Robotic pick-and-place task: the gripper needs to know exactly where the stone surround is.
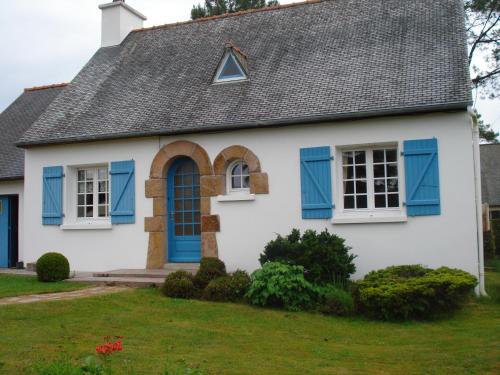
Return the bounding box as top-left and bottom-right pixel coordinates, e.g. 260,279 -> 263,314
213,145 -> 269,195
145,140 -> 220,269
145,142 -> 269,269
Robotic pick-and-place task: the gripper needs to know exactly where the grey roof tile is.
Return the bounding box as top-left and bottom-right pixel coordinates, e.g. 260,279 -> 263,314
0,86 -> 65,180
18,0 -> 472,147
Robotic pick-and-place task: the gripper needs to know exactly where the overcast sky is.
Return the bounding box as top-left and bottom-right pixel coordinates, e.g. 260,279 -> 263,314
0,0 -> 498,132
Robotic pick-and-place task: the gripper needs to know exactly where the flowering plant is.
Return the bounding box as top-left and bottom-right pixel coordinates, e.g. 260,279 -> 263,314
95,336 -> 123,356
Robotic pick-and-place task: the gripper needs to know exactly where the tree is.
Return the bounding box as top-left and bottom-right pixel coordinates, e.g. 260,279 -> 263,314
473,109 -> 499,142
465,0 -> 500,98
465,1 -> 499,143
191,0 -> 279,20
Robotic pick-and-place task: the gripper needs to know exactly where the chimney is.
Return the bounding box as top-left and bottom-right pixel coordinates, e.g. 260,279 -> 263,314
98,0 -> 147,47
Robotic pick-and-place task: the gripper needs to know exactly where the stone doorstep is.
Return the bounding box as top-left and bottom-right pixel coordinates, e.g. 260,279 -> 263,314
70,277 -> 164,288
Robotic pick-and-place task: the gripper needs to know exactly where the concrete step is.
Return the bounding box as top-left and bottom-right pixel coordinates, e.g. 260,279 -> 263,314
92,269 -> 169,279
71,276 -> 163,288
164,263 -> 200,273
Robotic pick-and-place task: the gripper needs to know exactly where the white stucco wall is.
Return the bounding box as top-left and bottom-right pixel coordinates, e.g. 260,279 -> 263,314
0,179 -> 24,262
23,111 -> 480,279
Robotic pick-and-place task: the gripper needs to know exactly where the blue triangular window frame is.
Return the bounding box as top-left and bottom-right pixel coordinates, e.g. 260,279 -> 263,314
215,52 -> 247,83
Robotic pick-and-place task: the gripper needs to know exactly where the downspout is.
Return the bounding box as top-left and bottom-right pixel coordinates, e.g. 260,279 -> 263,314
469,106 -> 487,296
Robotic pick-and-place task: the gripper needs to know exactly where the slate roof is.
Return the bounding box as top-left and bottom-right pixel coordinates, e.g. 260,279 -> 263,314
481,144 -> 500,206
18,0 -> 471,147
0,85 -> 65,180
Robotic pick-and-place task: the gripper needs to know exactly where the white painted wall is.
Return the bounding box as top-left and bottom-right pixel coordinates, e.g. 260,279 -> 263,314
0,179 -> 24,262
23,111 -> 480,279
99,1 -> 146,47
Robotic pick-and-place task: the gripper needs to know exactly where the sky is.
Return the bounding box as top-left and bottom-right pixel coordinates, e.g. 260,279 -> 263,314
0,0 -> 498,133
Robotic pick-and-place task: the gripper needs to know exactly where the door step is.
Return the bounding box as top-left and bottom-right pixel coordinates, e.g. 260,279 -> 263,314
164,263 -> 200,273
75,265 -> 200,287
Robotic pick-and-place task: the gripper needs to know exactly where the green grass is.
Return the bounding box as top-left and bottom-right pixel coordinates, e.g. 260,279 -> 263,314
0,288 -> 498,375
484,258 -> 500,304
0,274 -> 89,298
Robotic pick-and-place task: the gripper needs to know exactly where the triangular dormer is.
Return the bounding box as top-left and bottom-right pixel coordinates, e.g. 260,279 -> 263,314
214,42 -> 248,83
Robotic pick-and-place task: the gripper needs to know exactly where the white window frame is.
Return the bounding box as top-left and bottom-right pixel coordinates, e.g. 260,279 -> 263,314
217,159 -> 255,202
61,164 -> 112,230
332,142 -> 407,224
213,52 -> 248,84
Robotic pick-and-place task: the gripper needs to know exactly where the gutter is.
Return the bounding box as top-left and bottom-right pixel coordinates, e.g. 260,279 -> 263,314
16,101 -> 471,148
469,106 -> 487,296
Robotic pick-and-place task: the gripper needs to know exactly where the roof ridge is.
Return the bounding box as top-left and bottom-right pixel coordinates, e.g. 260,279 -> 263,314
133,0 -> 325,33
24,83 -> 68,93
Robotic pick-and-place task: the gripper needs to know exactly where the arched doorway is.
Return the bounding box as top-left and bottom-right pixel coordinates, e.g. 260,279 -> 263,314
167,157 -> 201,262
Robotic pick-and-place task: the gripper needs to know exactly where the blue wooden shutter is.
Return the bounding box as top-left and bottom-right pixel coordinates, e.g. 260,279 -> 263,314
403,138 -> 441,216
300,146 -> 334,219
110,160 -> 135,224
42,166 -> 63,225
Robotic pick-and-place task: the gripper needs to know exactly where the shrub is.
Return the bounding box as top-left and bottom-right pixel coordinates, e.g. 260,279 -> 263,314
246,262 -> 318,311
203,270 -> 251,302
194,257 -> 226,289
484,231 -> 496,260
355,265 -> 478,320
317,285 -> 355,316
162,271 -> 197,299
36,252 -> 70,282
259,229 -> 356,285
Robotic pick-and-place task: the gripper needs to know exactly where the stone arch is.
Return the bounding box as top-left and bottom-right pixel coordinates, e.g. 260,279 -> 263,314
145,140 -> 220,269
213,145 -> 269,195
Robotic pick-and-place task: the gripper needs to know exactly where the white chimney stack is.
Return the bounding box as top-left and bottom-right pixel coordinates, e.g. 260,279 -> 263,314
98,0 -> 147,47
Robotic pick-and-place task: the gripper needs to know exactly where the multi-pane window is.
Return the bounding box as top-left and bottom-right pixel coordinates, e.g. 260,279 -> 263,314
373,149 -> 399,208
173,160 -> 201,236
77,167 -> 109,219
230,160 -> 250,191
342,151 -> 368,209
341,147 -> 400,211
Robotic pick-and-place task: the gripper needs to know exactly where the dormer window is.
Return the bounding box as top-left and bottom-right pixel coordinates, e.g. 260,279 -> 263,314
214,43 -> 248,83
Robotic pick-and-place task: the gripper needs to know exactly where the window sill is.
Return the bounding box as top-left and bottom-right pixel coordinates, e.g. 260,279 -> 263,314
216,193 -> 256,202
61,222 -> 112,230
331,215 -> 407,224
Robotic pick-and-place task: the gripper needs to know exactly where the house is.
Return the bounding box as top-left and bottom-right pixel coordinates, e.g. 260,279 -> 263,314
0,84 -> 66,268
0,0 -> 486,291
481,143 -> 500,229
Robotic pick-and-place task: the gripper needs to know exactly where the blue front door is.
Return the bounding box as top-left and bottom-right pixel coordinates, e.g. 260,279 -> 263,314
167,158 -> 201,263
0,197 -> 9,268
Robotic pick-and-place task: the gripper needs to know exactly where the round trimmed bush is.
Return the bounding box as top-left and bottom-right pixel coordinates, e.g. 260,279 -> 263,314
203,270 -> 251,302
355,265 -> 478,320
36,252 -> 70,282
194,257 -> 226,289
161,270 -> 197,299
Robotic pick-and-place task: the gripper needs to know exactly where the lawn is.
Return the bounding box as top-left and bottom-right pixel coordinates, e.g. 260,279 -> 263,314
0,274 -> 89,298
0,285 -> 498,374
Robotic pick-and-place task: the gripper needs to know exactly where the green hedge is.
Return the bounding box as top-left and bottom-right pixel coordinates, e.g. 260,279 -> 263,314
203,270 -> 251,302
194,257 -> 227,289
259,229 -> 356,285
355,265 -> 477,320
161,270 -> 197,299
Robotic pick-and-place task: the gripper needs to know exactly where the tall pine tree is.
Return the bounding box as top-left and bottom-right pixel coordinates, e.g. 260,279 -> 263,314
191,0 -> 279,20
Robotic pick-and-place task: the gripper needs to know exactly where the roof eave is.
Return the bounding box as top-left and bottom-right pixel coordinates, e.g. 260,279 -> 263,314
16,101 -> 471,148
0,176 -> 24,182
